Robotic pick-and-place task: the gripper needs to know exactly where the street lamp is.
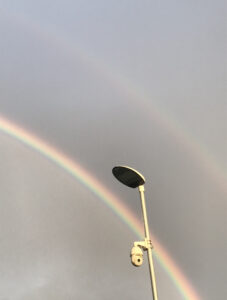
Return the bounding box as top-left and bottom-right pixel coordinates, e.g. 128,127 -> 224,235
112,166 -> 158,300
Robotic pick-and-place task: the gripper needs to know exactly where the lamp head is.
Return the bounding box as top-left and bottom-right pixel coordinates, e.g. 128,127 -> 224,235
112,166 -> 145,188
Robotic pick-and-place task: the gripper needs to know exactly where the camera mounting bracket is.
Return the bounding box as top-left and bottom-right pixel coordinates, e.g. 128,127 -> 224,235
134,238 -> 153,251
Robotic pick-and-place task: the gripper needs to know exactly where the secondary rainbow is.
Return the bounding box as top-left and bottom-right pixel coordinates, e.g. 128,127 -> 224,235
6,9 -> 226,193
0,116 -> 200,300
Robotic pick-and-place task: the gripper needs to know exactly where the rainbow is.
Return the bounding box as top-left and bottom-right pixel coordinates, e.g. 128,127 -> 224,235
3,9 -> 226,193
0,116 -> 200,300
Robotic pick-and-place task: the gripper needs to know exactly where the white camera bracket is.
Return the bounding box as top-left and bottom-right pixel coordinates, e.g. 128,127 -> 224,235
134,238 -> 153,251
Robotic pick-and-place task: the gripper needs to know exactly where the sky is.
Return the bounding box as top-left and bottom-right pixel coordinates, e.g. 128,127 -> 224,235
0,1 -> 226,299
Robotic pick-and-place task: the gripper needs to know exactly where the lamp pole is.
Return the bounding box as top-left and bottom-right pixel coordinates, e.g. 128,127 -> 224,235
138,185 -> 158,300
112,166 -> 158,300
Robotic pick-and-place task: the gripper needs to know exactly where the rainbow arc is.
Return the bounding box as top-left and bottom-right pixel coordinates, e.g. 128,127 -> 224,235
0,116 -> 201,300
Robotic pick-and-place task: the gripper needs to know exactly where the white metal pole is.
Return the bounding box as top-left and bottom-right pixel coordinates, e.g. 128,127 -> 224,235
138,185 -> 158,300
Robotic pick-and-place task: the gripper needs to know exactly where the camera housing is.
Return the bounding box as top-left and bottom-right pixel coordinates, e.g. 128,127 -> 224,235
130,246 -> 143,267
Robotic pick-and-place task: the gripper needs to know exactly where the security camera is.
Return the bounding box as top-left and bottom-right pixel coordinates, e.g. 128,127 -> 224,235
130,246 -> 143,267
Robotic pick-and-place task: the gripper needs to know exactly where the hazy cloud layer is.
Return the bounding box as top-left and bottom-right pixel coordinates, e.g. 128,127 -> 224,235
0,1 -> 226,299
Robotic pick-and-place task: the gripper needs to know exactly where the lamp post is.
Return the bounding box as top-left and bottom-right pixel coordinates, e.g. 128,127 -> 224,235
112,166 -> 158,300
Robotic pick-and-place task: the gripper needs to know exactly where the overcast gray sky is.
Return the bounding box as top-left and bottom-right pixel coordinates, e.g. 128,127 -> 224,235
0,1 -> 226,299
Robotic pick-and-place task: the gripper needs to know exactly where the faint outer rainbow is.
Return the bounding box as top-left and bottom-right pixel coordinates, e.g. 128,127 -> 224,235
3,10 -> 226,193
0,116 -> 200,300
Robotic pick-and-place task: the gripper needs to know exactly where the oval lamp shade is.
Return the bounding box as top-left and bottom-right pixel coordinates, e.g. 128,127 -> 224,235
112,166 -> 145,188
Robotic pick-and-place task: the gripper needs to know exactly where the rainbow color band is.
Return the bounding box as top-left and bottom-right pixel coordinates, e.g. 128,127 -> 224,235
0,116 -> 200,300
